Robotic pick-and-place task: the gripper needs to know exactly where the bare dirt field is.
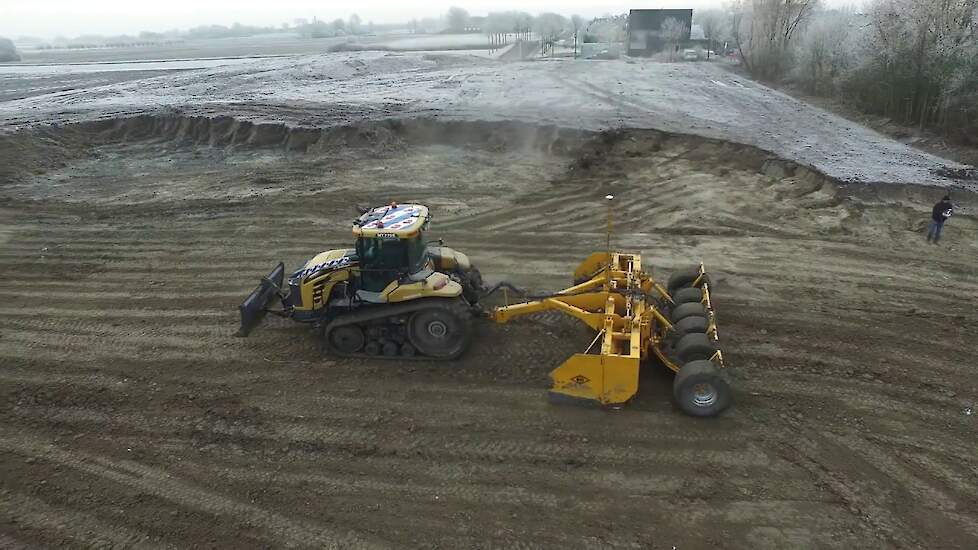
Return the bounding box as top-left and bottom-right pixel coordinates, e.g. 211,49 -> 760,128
1,109 -> 977,549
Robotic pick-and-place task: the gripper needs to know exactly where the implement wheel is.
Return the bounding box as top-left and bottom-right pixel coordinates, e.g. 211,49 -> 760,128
675,332 -> 719,363
408,301 -> 471,359
672,286 -> 704,305
671,302 -> 707,323
673,360 -> 731,417
328,325 -> 365,354
668,266 -> 711,294
673,315 -> 709,338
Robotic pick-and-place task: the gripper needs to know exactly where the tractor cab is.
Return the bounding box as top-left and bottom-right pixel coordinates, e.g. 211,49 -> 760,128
352,203 -> 433,295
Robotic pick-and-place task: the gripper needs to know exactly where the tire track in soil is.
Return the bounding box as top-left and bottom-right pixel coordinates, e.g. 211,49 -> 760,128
0,430 -> 388,549
2,121 -> 977,548
771,420 -> 978,549
0,492 -> 171,549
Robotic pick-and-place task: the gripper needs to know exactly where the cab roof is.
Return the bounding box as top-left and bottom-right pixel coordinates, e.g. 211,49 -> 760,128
352,203 -> 429,239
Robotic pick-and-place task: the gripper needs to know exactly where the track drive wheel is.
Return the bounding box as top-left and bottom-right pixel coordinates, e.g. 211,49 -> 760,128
328,325 -> 366,354
408,300 -> 471,359
673,360 -> 732,417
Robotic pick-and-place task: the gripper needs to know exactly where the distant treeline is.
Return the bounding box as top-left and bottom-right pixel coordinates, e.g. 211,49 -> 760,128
15,17 -> 383,51
0,37 -> 19,61
696,0 -> 978,146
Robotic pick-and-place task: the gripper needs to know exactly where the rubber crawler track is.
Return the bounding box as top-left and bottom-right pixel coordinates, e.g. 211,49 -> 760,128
321,297 -> 474,361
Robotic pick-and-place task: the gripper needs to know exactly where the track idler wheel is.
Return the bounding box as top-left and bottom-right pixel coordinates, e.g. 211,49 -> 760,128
328,325 -> 366,354
673,360 -> 732,417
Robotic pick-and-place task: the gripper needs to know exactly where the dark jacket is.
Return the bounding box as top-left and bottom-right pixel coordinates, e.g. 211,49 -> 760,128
932,200 -> 953,223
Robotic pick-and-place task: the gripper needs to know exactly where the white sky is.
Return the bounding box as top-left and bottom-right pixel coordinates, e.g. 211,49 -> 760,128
1,0 -> 858,39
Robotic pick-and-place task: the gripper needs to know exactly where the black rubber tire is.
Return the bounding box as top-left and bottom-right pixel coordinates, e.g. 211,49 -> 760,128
672,360 -> 732,417
673,315 -> 709,338
400,343 -> 416,357
408,300 -> 471,359
672,286 -> 704,305
364,341 -> 381,356
675,332 -> 719,363
668,266 -> 711,294
381,340 -> 399,357
671,302 -> 707,323
328,325 -> 365,354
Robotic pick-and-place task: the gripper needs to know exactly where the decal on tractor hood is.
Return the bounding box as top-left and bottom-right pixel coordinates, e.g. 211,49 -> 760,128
292,256 -> 352,280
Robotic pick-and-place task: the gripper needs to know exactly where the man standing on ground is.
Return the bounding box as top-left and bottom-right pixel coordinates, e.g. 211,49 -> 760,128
926,194 -> 954,244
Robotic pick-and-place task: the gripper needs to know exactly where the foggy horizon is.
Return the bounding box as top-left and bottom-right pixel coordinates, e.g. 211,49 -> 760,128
3,0 -> 860,40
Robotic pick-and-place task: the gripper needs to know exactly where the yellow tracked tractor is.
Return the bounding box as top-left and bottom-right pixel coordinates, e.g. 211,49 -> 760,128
237,201 -> 730,416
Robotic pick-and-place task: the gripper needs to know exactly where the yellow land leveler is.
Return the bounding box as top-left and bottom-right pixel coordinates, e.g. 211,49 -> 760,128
490,251 -> 729,416
237,200 -> 731,417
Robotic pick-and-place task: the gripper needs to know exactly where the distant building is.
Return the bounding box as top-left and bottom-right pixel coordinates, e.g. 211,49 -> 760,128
627,9 -> 693,56
464,16 -> 485,33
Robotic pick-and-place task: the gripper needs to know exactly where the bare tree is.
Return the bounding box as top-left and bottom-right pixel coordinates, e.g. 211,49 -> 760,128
535,13 -> 569,56
694,8 -> 732,53
794,9 -> 855,94
589,14 -> 627,47
570,15 -> 584,57
348,14 -> 362,35
731,0 -> 820,80
516,12 -> 534,41
850,0 -> 978,133
661,17 -> 690,59
447,7 -> 470,33
0,37 -> 20,62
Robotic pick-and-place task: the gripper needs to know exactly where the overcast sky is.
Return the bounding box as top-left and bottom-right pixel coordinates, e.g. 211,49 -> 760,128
2,0 -> 859,39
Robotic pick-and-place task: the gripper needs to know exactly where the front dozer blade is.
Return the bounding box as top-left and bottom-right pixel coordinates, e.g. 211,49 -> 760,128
548,353 -> 640,407
235,262 -> 285,337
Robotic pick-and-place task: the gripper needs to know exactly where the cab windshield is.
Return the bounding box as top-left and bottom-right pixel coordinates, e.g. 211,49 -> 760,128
356,235 -> 428,273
